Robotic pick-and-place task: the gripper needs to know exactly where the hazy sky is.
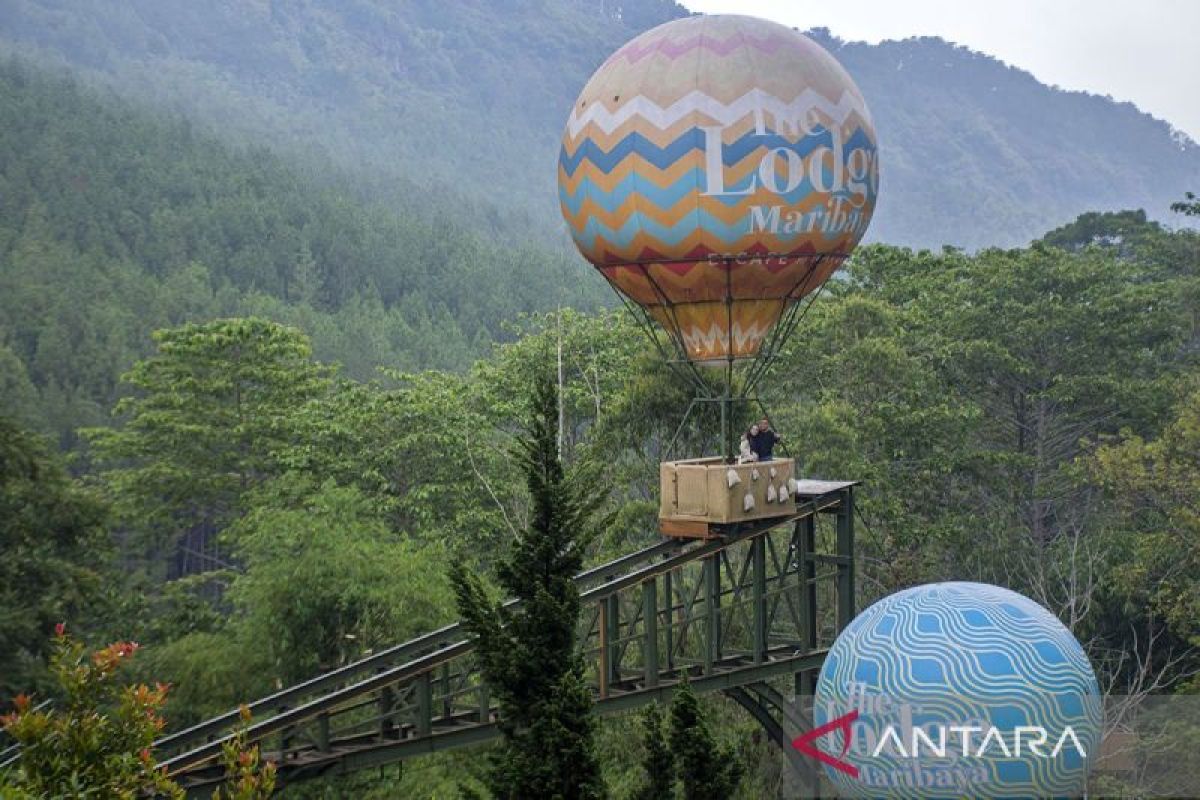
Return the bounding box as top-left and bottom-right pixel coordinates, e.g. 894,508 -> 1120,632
682,0 -> 1200,141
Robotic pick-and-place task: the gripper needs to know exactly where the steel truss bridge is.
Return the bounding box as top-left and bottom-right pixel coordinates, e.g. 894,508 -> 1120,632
154,480 -> 858,796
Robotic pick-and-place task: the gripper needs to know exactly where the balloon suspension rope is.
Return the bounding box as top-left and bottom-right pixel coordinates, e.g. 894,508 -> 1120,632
606,253 -> 840,462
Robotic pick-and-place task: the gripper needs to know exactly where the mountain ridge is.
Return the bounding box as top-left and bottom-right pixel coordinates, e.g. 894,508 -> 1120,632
0,0 -> 1196,249
810,28 -> 1200,246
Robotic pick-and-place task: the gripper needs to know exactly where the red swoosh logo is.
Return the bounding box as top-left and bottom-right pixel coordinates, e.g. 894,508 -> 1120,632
791,709 -> 860,778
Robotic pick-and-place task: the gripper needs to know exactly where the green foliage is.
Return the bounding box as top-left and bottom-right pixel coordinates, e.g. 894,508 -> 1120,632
0,59 -> 608,446
0,416 -> 109,697
85,318 -> 332,576
766,234 -> 1199,593
132,475 -> 457,726
226,476 -> 454,685
276,372 -> 512,553
1173,191 -> 1200,217
210,706 -> 277,800
473,309 -> 709,559
1091,385 -> 1200,646
632,703 -> 674,800
451,373 -> 607,800
0,1 -> 685,233
1040,209 -> 1163,251
132,630 -> 268,730
0,343 -> 38,428
475,310 -> 645,431
2,3 -> 1198,251
0,629 -> 184,800
667,682 -> 743,800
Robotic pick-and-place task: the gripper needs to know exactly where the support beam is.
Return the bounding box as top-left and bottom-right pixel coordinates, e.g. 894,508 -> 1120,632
605,594 -> 621,688
415,673 -> 432,738
598,600 -> 609,699
797,516 -> 817,652
315,713 -> 330,753
704,554 -> 721,674
752,535 -> 767,664
643,578 -> 659,688
441,663 -> 452,720
279,705 -> 293,763
725,686 -> 783,744
477,682 -> 490,724
378,688 -> 395,740
663,568 -> 674,674
836,488 -> 855,631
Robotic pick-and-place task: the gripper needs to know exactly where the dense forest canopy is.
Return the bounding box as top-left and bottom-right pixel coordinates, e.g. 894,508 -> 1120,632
0,59 -> 608,448
1,0 -> 1197,248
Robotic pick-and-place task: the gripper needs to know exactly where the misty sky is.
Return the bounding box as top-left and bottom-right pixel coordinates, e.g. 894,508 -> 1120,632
683,0 -> 1200,141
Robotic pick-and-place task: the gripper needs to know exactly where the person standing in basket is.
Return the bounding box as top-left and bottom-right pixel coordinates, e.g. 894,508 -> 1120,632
749,417 -> 781,462
738,425 -> 760,464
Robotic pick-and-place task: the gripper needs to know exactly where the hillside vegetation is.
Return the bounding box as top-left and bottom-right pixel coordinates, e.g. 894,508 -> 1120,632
0,60 -> 608,447
3,212 -> 1198,794
1,0 -> 1197,247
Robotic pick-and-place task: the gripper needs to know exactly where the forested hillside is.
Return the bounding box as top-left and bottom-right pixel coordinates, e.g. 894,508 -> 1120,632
1,0 -> 1197,247
0,0 -> 683,234
3,212 -> 1198,795
816,30 -> 1200,247
0,61 -> 608,447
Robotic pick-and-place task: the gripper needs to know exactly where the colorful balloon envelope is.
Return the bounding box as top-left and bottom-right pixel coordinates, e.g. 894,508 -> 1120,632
559,15 -> 879,365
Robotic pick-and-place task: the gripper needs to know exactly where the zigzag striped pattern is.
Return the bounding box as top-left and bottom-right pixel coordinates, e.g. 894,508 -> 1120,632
558,15 -> 878,363
563,88 -> 871,139
603,30 -> 798,66
646,299 -> 784,363
814,583 -> 1102,799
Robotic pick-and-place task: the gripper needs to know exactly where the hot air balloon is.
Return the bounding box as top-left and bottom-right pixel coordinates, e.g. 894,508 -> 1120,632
560,13 -> 877,377
560,13 -> 878,484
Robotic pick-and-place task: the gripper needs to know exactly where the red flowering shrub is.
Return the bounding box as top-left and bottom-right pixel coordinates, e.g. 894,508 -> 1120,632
0,625 -> 184,799
2,627 -> 277,798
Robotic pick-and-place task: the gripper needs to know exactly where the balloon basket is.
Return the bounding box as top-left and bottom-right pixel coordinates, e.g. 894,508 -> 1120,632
659,456 -> 799,539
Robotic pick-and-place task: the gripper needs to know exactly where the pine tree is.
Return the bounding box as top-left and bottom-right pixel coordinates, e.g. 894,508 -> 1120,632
450,372 -> 607,800
632,702 -> 675,800
0,416 -> 109,697
668,681 -> 744,800
84,318 -> 333,577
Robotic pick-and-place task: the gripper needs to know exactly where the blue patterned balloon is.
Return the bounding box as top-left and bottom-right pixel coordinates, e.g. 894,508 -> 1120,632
812,582 -> 1101,799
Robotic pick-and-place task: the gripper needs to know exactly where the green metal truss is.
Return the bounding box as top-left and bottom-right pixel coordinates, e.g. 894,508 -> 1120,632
157,482 -> 858,795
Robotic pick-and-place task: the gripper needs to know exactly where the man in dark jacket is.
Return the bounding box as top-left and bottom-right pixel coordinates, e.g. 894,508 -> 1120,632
749,417 -> 782,461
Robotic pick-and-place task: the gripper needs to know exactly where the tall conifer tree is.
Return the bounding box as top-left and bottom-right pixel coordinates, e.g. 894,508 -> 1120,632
85,318 -> 332,576
451,373 -> 607,799
668,681 -> 744,800
632,702 -> 675,800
